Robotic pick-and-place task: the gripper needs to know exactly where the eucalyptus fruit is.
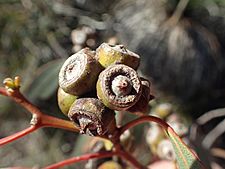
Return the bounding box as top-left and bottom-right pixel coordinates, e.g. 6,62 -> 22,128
59,48 -> 103,96
68,98 -> 116,136
97,64 -> 142,111
98,161 -> 123,169
128,77 -> 151,114
57,87 -> 77,115
96,43 -> 140,69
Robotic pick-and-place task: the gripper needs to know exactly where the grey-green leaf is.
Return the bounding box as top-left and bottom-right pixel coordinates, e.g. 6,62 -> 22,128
166,127 -> 205,169
27,59 -> 65,100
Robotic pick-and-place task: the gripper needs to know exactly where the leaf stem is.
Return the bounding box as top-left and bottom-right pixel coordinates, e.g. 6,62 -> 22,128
116,149 -> 148,169
118,115 -> 170,136
44,151 -> 117,169
118,115 -> 206,169
0,125 -> 39,146
0,87 -> 42,116
0,87 -> 79,146
41,114 -> 79,132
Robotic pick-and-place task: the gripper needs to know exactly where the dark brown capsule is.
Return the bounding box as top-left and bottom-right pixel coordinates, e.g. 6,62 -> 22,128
128,77 -> 152,114
68,98 -> 116,136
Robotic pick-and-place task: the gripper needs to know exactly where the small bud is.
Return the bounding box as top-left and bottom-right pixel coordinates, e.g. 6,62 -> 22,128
3,76 -> 21,92
14,76 -> 21,88
3,78 -> 15,89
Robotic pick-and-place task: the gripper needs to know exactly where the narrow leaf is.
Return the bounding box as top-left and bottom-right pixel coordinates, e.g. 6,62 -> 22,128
166,127 -> 205,169
27,59 -> 65,100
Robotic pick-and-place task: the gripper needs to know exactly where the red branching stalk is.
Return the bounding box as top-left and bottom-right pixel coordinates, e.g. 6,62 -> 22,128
118,115 -> 170,136
0,87 -> 78,132
0,114 -> 78,146
0,87 -> 8,96
44,149 -> 147,169
0,85 -> 152,169
0,85 -> 149,169
41,114 -> 78,132
44,151 -> 117,169
109,132 -> 147,169
0,125 -> 39,146
116,148 -> 148,169
118,115 -> 207,169
0,87 -> 42,116
0,87 -> 79,146
6,167 -> 31,169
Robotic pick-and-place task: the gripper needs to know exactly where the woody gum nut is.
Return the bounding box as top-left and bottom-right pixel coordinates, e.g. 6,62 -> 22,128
57,87 -> 77,115
68,98 -> 116,136
97,64 -> 142,111
58,48 -> 103,96
98,161 -> 123,169
128,77 -> 151,114
96,43 -> 140,69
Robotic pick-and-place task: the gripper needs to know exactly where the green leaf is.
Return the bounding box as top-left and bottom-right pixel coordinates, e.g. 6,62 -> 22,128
166,127 -> 205,169
27,59 -> 65,100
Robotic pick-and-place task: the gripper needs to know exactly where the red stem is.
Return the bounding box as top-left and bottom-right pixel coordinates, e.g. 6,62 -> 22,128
119,115 -> 170,136
44,150 -> 146,169
0,87 -> 42,116
0,87 -> 149,169
6,167 -> 31,169
0,87 -> 79,146
0,87 -> 79,132
44,151 -> 117,169
0,115 -> 79,147
0,114 -> 79,146
0,125 -> 39,146
0,87 -> 8,96
1,88 -> 72,130
117,149 -> 148,169
41,114 -> 79,132
118,115 -> 207,168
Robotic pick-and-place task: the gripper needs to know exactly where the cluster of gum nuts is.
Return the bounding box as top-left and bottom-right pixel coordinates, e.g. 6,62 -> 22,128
58,43 -> 152,137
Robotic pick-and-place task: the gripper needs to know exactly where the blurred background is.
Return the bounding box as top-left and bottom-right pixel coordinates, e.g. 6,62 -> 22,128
0,0 -> 225,168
